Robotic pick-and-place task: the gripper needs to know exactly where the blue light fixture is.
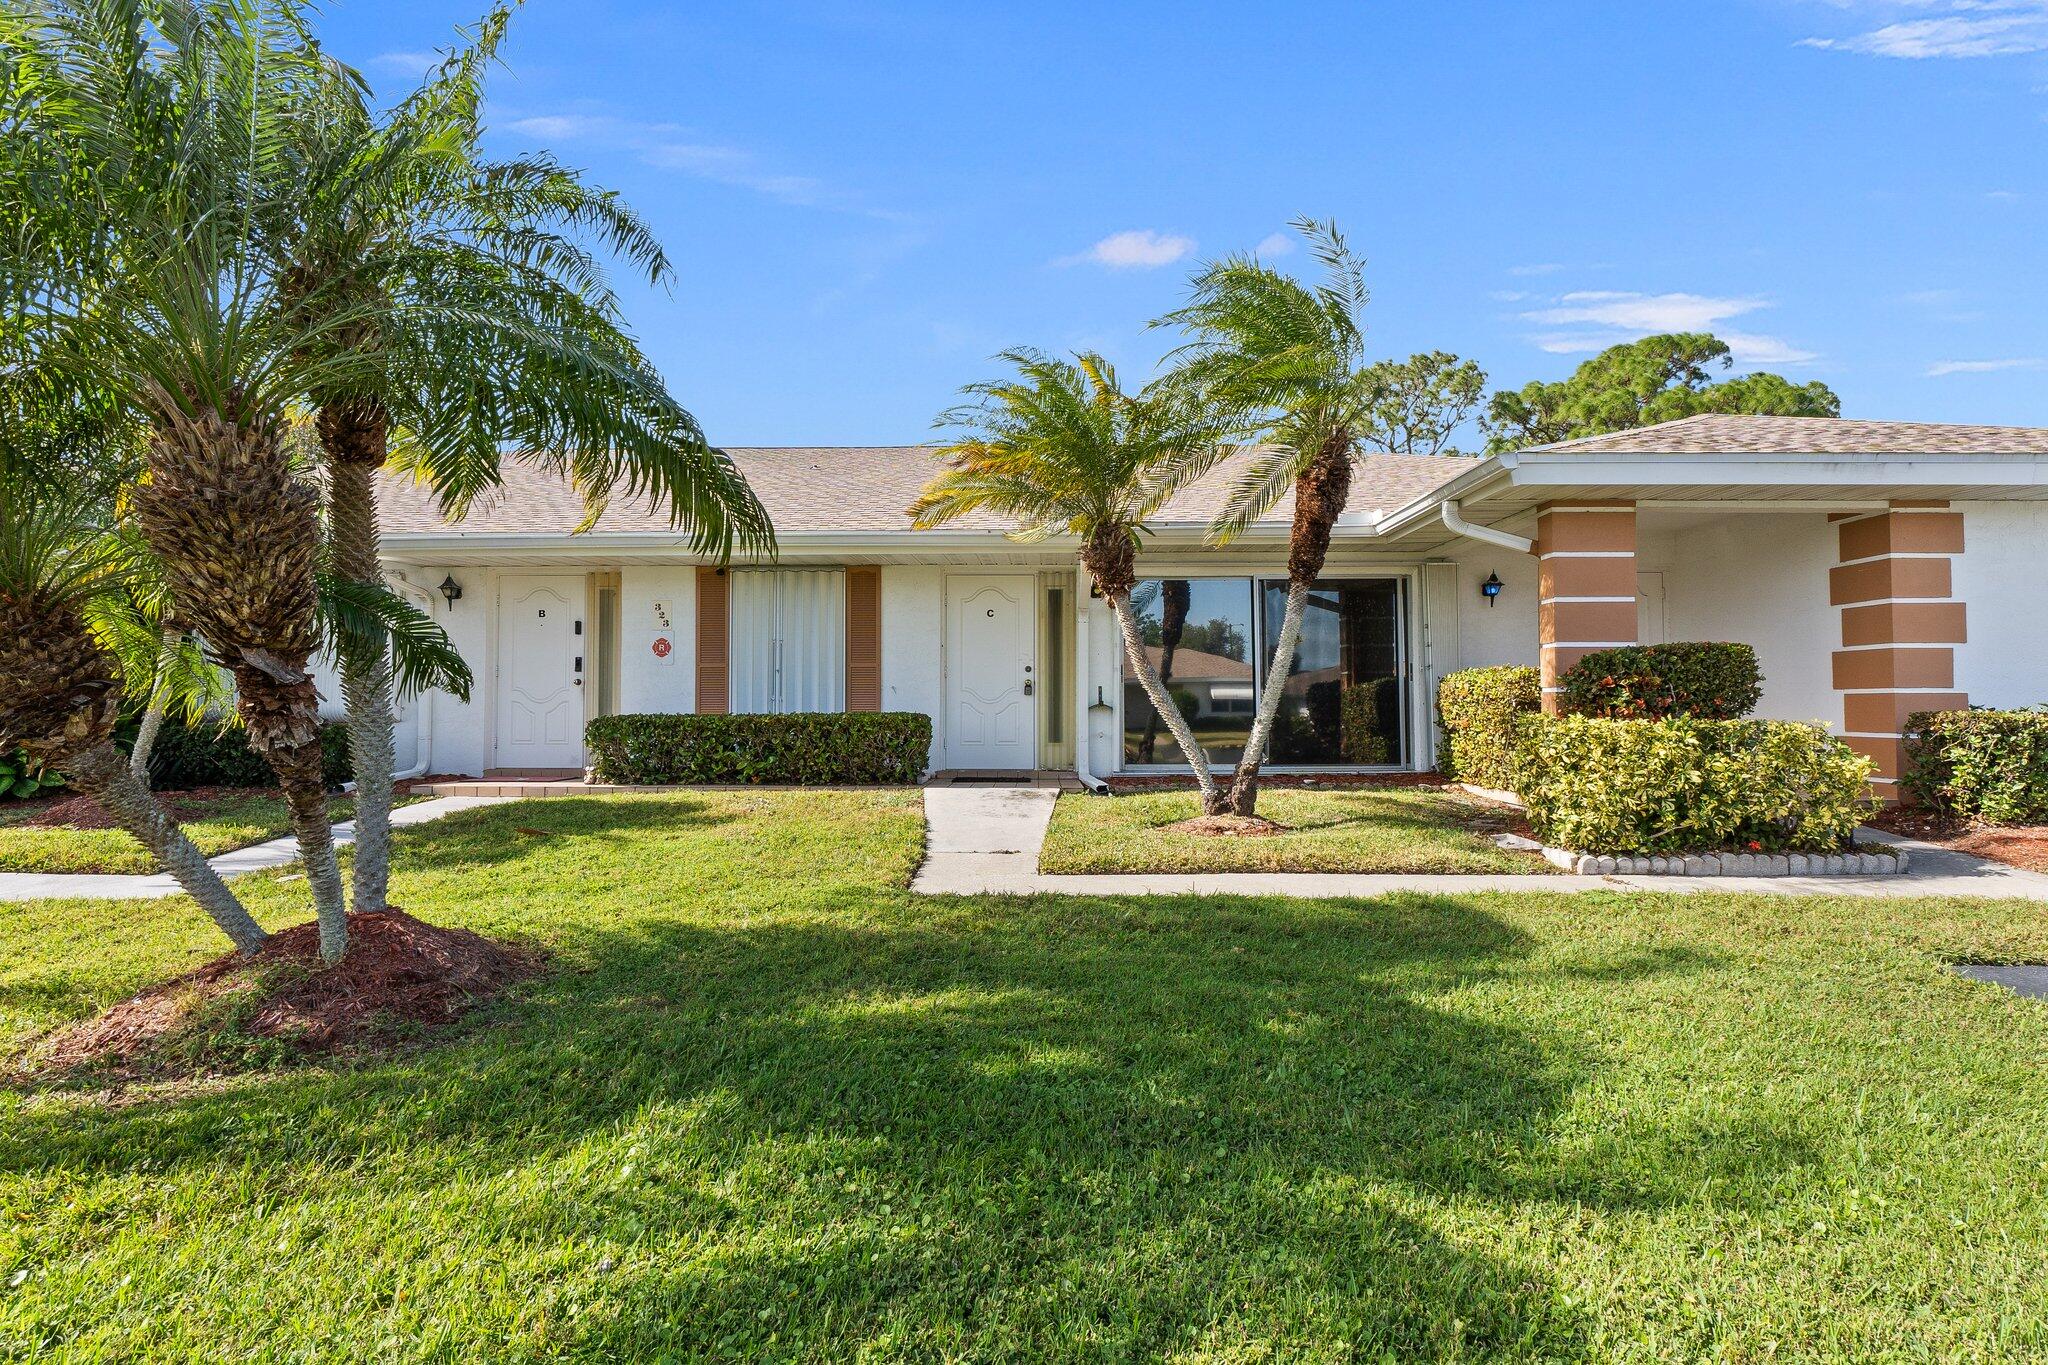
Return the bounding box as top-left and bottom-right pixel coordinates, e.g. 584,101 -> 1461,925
1481,572 -> 1503,606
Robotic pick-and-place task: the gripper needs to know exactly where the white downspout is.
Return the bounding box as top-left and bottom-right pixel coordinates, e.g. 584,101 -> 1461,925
1072,563 -> 1109,795
1440,500 -> 1534,554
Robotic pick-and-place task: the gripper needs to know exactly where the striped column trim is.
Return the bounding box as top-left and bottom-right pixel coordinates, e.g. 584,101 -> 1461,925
1832,502 -> 1965,796
1536,503 -> 1637,710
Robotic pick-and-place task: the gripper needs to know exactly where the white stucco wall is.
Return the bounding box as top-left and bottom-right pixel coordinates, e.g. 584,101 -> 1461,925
1954,502 -> 2048,709
1656,514 -> 1839,728
386,565 -> 489,777
880,565 -> 945,771
619,566 -> 697,715
1443,542 -> 1540,670
1079,591 -> 1121,773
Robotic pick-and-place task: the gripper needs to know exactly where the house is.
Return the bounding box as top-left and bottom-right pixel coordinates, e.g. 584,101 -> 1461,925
366,414 -> 2048,798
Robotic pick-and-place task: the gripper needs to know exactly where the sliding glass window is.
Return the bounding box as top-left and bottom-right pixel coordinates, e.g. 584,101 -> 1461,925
1121,578 -> 1256,767
1121,575 -> 1406,769
1259,578 -> 1406,766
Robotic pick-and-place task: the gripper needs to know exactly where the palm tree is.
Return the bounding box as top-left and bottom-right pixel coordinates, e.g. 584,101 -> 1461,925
0,459 -> 268,954
263,8 -> 770,915
910,349 -> 1232,810
1155,219 -> 1371,817
4,0 -> 396,961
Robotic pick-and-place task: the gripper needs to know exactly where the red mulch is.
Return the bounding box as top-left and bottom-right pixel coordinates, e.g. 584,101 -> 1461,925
1110,771 -> 1449,792
31,910 -> 539,1075
9,785 -> 276,831
8,779 -> 455,833
1865,805 -> 2048,875
1163,814 -> 1292,838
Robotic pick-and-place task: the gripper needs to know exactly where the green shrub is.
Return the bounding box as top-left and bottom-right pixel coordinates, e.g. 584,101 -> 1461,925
585,712 -> 933,785
1517,714 -> 1873,855
1559,642 -> 1762,720
0,749 -> 64,801
1436,666 -> 1540,790
1903,706 -> 2048,823
146,717 -> 354,791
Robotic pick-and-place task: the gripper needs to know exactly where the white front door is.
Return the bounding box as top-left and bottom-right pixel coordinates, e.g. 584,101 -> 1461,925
496,574 -> 585,770
945,574 -> 1037,770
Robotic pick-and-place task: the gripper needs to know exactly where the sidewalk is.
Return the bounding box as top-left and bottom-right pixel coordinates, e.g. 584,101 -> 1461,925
0,795 -> 508,902
912,786 -> 2048,900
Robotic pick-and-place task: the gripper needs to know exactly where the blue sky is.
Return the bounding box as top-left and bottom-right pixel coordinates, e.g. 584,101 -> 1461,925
320,0 -> 2048,445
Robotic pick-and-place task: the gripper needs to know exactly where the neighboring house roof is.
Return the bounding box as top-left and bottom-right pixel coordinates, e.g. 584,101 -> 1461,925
1528,414 -> 2048,456
376,447 -> 1478,537
1139,644 -> 1255,681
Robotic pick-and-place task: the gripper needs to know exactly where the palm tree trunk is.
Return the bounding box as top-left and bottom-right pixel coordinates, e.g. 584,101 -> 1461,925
1108,590 -> 1222,810
320,400 -> 397,915
128,625 -> 182,783
136,399 -> 350,962
68,743 -> 269,955
1224,433 -> 1353,817
1226,580 -> 1307,815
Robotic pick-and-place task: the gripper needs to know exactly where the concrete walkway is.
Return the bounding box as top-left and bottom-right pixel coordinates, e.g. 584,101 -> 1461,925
0,795 -> 508,902
911,785 -> 2048,901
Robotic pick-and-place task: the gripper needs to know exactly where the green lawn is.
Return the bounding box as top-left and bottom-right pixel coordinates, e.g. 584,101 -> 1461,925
5,790 -> 2048,1358
1041,786 -> 1549,874
0,790 -> 390,875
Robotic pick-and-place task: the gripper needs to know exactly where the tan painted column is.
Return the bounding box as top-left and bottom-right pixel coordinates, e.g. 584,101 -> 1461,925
1831,502 -> 1967,798
1536,502 -> 1637,713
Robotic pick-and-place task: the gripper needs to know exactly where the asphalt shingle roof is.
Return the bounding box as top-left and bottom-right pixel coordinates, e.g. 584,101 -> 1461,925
1529,413 -> 2048,456
377,447 -> 1481,536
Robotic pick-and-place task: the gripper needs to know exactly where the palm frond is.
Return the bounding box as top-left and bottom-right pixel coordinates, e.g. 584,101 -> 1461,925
315,571 -> 474,702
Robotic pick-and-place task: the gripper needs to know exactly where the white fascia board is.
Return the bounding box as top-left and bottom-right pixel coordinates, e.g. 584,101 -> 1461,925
380,522 -> 1306,561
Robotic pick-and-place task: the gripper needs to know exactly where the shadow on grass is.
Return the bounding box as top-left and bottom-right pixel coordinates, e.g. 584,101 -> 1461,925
0,874 -> 1762,1356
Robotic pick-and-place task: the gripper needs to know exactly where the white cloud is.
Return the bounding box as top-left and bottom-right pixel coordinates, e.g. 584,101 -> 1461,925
369,51 -> 439,77
1061,230 -> 1196,270
1489,289 -> 1530,302
1799,4 -> 2048,58
1719,331 -> 1821,364
1987,188 -> 2022,200
1523,290 -> 1817,363
1254,231 -> 1295,257
1525,290 -> 1773,332
502,112 -> 888,215
1927,356 -> 2047,374
1508,262 -> 1565,277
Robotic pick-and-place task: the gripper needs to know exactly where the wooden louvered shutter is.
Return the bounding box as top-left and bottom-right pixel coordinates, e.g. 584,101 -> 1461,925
695,567 -> 729,714
844,566 -> 882,712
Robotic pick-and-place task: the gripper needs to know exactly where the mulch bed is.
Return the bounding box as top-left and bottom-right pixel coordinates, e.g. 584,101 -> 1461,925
27,910 -> 539,1076
1865,805 -> 2048,875
1109,771 -> 1449,792
5,785 -> 274,832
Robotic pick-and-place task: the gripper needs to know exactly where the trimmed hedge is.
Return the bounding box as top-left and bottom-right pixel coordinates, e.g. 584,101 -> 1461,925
585,712 -> 933,785
145,717 -> 354,791
1903,706 -> 2048,824
1517,714 -> 1873,855
1435,666 -> 1540,790
1559,642 -> 1762,720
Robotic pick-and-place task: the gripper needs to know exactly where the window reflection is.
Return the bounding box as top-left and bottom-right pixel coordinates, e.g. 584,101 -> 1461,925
1260,578 -> 1405,765
1122,578 -> 1255,766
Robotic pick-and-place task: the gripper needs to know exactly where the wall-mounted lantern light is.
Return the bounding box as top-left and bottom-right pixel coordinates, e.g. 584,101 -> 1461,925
1480,572 -> 1503,606
438,575 -> 463,608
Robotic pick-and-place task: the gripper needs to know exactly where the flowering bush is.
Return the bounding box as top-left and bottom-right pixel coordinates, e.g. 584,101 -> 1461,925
1559,642 -> 1762,720
1903,706 -> 2048,824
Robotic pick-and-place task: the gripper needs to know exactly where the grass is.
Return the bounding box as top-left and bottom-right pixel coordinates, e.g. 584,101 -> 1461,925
0,790 -> 401,875
4,790 -> 2048,1357
1040,786 -> 1549,874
